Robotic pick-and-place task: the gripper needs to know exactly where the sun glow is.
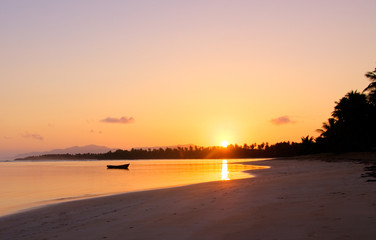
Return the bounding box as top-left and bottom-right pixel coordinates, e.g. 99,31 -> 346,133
221,140 -> 229,148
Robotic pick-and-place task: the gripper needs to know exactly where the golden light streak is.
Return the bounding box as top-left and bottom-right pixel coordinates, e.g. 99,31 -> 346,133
221,159 -> 230,180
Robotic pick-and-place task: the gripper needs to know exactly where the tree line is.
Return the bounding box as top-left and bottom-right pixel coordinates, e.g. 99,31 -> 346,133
17,142 -> 313,160
18,67 -> 376,160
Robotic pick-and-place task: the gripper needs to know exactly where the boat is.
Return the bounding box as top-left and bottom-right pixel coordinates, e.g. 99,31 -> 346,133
107,163 -> 130,169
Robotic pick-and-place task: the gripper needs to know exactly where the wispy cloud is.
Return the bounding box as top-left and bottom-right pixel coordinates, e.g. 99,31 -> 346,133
270,116 -> 296,126
23,133 -> 44,141
3,136 -> 12,140
101,116 -> 135,124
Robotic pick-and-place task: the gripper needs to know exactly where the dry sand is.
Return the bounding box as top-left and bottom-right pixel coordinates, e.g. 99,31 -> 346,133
1,155 -> 376,240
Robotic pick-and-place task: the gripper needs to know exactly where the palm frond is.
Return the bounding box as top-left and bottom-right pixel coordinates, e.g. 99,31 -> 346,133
365,68 -> 376,80
363,82 -> 376,92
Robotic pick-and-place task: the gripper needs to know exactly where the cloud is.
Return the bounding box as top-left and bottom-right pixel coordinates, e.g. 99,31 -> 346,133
23,133 -> 44,141
270,116 -> 296,125
101,116 -> 135,124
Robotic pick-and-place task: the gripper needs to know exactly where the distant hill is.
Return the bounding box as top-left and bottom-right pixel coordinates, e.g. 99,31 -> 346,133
14,145 -> 117,159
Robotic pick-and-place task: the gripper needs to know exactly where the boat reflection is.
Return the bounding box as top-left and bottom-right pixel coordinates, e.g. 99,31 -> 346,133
221,159 -> 230,180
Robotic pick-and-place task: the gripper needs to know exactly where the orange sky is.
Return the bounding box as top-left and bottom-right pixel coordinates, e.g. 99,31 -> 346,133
1,0 -> 376,158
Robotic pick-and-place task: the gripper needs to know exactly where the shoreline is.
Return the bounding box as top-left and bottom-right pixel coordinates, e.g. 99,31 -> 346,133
1,155 -> 376,239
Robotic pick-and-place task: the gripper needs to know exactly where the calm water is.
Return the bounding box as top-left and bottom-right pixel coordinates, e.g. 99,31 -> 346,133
0,159 -> 269,217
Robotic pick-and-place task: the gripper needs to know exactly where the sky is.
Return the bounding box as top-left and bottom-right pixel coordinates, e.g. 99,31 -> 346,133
1,0 -> 376,158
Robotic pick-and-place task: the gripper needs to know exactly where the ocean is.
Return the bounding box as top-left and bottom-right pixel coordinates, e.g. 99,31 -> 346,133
0,159 -> 269,217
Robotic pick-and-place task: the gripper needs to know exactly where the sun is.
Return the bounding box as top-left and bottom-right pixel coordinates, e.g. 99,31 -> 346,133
221,140 -> 229,148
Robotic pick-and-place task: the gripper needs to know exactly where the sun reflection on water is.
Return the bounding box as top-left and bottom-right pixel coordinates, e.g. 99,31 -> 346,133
221,159 -> 230,180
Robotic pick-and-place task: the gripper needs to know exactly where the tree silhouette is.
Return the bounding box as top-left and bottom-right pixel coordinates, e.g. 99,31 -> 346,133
300,135 -> 315,154
318,118 -> 336,137
363,67 -> 376,105
317,90 -> 374,151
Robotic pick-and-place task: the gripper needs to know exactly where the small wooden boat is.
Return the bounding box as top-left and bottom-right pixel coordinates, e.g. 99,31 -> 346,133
107,163 -> 130,169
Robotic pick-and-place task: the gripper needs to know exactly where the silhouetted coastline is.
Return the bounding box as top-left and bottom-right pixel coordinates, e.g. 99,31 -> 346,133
14,141 -> 315,160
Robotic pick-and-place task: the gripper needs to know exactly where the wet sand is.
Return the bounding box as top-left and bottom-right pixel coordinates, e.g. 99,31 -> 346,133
1,155 -> 376,240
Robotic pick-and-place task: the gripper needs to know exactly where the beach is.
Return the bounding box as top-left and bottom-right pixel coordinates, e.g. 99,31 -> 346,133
1,155 -> 375,240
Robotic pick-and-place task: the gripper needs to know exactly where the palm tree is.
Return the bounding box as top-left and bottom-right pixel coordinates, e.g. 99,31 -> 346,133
301,135 -> 314,144
300,135 -> 315,154
317,118 -> 336,138
332,91 -> 372,150
317,91 -> 374,151
332,90 -> 369,123
316,118 -> 338,151
363,68 -> 376,105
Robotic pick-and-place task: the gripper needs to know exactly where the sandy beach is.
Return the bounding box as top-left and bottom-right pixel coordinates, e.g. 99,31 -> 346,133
1,155 -> 375,240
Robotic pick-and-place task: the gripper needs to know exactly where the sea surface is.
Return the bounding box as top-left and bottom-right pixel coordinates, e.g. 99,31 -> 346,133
0,159 -> 269,217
